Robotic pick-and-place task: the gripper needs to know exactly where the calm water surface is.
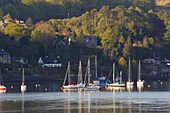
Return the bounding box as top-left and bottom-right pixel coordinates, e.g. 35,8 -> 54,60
0,81 -> 169,113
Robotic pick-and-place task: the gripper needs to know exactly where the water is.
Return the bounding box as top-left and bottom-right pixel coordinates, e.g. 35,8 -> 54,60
0,81 -> 169,113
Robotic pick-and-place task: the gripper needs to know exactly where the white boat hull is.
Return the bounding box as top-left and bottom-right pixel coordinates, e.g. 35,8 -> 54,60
106,82 -> 126,87
126,81 -> 134,87
77,83 -> 85,88
0,85 -> 6,93
21,85 -> 27,92
84,84 -> 100,91
137,80 -> 144,86
62,85 -> 78,90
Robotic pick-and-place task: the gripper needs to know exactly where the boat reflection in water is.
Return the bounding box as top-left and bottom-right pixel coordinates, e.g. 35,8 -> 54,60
22,92 -> 25,113
106,86 -> 126,92
137,85 -> 144,92
63,90 -> 71,113
87,92 -> 90,113
126,85 -> 133,92
78,91 -> 82,113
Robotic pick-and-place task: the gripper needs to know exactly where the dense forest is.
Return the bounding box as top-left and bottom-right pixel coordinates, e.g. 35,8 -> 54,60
0,0 -> 170,75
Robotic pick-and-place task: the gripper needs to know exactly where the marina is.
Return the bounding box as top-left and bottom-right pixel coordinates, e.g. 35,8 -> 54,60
0,0 -> 169,113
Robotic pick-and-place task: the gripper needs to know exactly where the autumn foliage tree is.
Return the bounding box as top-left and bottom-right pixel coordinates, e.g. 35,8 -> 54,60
5,23 -> 32,40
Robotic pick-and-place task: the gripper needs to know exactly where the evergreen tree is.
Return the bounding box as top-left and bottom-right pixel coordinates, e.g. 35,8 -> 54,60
143,36 -> 149,48
118,56 -> 127,74
123,36 -> 132,59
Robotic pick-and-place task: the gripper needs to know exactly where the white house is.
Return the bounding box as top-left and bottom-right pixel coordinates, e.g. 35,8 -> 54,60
37,56 -> 62,68
143,57 -> 161,65
0,48 -> 11,64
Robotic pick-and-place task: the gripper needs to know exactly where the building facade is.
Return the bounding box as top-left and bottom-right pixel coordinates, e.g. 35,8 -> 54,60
0,49 -> 11,64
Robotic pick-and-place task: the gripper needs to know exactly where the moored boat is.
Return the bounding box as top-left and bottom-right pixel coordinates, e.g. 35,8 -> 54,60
106,63 -> 125,88
0,85 -> 6,93
0,69 -> 6,93
137,60 -> 145,86
21,68 -> 27,92
126,57 -> 134,87
76,60 -> 85,88
62,61 -> 78,90
84,58 -> 100,91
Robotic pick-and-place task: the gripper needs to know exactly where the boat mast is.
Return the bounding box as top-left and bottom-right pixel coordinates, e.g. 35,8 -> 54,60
138,60 -> 141,81
95,55 -> 97,78
63,61 -> 69,86
0,69 -> 2,85
87,58 -> 91,85
120,71 -> 122,83
128,57 -> 131,82
22,68 -> 25,85
113,63 -> 115,83
84,58 -> 91,85
78,60 -> 83,84
68,61 -> 71,85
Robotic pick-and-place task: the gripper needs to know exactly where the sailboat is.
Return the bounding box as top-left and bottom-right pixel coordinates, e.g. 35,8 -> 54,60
126,57 -> 134,87
62,61 -> 78,90
0,69 -> 6,93
84,58 -> 100,91
106,63 -> 125,88
137,60 -> 144,86
93,55 -> 107,87
76,60 -> 85,88
21,68 -> 27,92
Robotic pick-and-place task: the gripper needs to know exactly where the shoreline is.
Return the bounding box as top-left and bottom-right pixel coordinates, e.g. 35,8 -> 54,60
3,75 -> 169,84
3,76 -> 63,83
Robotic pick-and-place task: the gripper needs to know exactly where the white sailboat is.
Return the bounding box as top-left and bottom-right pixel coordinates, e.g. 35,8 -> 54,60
137,60 -> 144,86
126,57 -> 134,87
76,60 -> 85,88
21,68 -> 27,92
0,69 -> 6,93
106,63 -> 125,88
62,61 -> 78,90
84,58 -> 100,91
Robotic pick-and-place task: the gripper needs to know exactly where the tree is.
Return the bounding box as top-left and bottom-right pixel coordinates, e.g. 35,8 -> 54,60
143,36 -> 149,48
31,22 -> 56,55
0,9 -> 3,20
123,36 -> 132,59
118,56 -> 127,73
3,13 -> 12,22
21,0 -> 33,5
4,23 -> 31,40
25,17 -> 33,27
102,26 -> 119,60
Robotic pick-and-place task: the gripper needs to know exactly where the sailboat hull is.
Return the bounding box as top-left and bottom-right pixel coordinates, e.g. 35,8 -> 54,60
0,85 -> 6,93
126,81 -> 134,87
106,83 -> 126,87
77,83 -> 85,88
21,85 -> 27,92
84,84 -> 100,91
62,85 -> 78,90
137,80 -> 144,86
